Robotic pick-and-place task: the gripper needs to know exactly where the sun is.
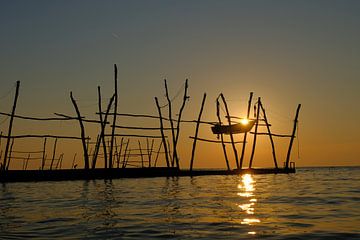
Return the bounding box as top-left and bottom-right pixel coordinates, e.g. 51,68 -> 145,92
240,118 -> 249,125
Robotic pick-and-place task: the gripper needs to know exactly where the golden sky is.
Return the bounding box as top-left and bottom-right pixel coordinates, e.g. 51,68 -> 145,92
1,1 -> 359,169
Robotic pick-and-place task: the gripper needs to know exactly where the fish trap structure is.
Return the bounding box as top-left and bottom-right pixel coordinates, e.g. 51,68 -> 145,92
0,65 -> 301,182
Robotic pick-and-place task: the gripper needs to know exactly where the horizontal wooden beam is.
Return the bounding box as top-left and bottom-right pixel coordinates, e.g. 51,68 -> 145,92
249,132 -> 294,138
189,136 -> 245,144
104,134 -> 167,139
0,135 -> 89,140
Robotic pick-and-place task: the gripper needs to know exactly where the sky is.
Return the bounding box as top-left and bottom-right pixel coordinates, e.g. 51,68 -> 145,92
0,0 -> 359,169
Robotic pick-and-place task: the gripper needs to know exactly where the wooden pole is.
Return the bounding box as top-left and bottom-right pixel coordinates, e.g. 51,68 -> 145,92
190,93 -> 206,172
6,139 -> 15,170
122,139 -> 130,168
109,64 -> 118,169
220,93 -> 239,169
239,92 -> 253,169
174,79 -> 189,169
91,135 -> 101,169
71,153 -> 77,169
154,141 -> 162,167
49,138 -> 58,170
259,100 -> 278,169
41,138 -> 47,170
25,154 -> 30,170
70,91 -> 89,170
155,97 -> 170,167
249,97 -> 261,168
117,137 -> 124,168
164,79 -> 177,168
138,140 -> 144,168
98,86 -> 107,169
216,98 -> 230,170
2,81 -> 20,171
285,104 -> 301,169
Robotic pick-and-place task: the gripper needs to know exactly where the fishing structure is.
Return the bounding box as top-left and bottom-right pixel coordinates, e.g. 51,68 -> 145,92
0,65 -> 301,182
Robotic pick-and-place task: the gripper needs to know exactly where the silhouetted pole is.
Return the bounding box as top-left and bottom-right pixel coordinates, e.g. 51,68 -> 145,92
138,140 -> 144,168
50,138 -> 58,170
155,97 -> 170,167
41,138 -> 47,170
70,92 -> 89,169
259,100 -> 278,169
146,138 -> 154,167
109,64 -> 118,169
216,99 -> 230,170
190,93 -> 206,172
2,81 -> 20,171
220,93 -> 239,169
285,104 -> 301,169
174,79 -> 189,169
117,137 -> 124,168
249,97 -> 261,168
6,139 -> 14,170
122,139 -> 130,168
239,92 -> 253,169
164,79 -> 177,168
91,135 -> 101,169
97,86 -> 107,169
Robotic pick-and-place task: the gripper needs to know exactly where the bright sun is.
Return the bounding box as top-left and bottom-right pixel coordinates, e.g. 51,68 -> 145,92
240,118 -> 249,125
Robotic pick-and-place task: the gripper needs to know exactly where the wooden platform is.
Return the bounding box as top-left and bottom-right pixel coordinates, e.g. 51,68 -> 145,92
0,167 -> 295,182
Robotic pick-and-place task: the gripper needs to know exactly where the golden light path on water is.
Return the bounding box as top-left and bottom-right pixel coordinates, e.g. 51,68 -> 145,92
237,174 -> 260,235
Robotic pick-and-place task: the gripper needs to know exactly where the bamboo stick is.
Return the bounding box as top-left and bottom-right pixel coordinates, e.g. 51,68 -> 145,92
70,92 -> 89,170
285,104 -> 301,168
6,139 -> 15,170
138,140 -> 144,168
190,93 -> 206,172
164,79 -> 178,168
2,81 -> 20,171
173,79 -> 189,169
189,136 -> 244,144
259,100 -> 278,169
216,99 -> 230,170
49,138 -> 58,170
109,64 -> 118,169
220,93 -> 239,169
41,138 -> 47,170
249,98 -> 261,168
239,92 -> 253,169
155,97 -> 170,167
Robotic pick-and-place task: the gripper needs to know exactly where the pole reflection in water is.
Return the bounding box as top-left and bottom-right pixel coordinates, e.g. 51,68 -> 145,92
237,174 -> 260,235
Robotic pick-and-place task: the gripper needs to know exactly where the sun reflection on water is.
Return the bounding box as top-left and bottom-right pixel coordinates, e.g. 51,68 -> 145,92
237,174 -> 260,234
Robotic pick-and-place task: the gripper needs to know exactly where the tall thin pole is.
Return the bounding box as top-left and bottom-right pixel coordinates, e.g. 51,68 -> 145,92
239,92 -> 253,169
155,97 -> 170,167
190,93 -> 206,172
164,79 -> 177,167
174,79 -> 189,169
98,86 -> 107,169
70,91 -> 89,169
138,140 -> 144,168
216,99 -> 230,170
259,100 -> 278,169
249,97 -> 261,168
41,138 -> 47,170
285,104 -> 301,168
109,64 -> 118,169
220,93 -> 239,169
2,81 -> 20,171
49,138 -> 58,170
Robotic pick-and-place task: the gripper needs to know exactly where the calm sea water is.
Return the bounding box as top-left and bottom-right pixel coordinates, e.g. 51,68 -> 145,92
0,167 -> 359,239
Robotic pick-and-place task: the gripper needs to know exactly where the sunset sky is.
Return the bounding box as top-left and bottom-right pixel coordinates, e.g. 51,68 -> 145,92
1,1 -> 359,169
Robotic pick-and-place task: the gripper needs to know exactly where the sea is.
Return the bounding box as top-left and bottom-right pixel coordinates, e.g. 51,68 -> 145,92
0,167 -> 359,239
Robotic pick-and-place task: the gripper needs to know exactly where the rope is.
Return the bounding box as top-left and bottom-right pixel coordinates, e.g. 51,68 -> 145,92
297,121 -> 301,159
160,82 -> 186,108
0,83 -> 16,100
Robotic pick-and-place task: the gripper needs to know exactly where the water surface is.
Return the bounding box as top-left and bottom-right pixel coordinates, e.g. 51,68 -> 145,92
1,167 -> 359,239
